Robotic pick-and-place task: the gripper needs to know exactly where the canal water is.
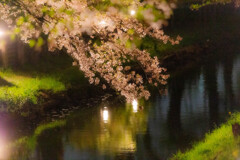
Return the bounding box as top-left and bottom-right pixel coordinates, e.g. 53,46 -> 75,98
1,4 -> 240,160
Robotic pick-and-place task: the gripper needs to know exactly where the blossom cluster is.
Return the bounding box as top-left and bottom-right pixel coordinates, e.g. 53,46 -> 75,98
0,0 -> 181,102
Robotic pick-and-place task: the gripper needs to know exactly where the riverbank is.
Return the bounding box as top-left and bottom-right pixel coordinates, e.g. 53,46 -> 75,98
0,53 -> 109,116
0,70 -> 110,119
0,69 -> 65,107
170,113 -> 240,160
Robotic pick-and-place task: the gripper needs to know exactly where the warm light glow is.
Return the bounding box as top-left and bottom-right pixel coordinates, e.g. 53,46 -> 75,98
103,107 -> 109,123
130,10 -> 136,16
132,99 -> 138,113
0,134 -> 9,160
100,20 -> 106,25
0,30 -> 4,37
99,20 -> 107,27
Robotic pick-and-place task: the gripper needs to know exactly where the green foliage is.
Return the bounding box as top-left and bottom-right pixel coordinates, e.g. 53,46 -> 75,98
43,7 -> 55,17
16,16 -> 25,26
190,0 -> 232,10
171,113 -> 240,160
127,29 -> 135,35
190,0 -> 215,10
36,37 -> 44,48
94,0 -> 112,11
28,39 -> 36,48
13,27 -> 20,34
141,36 -> 157,55
125,39 -> 133,48
136,4 -> 166,22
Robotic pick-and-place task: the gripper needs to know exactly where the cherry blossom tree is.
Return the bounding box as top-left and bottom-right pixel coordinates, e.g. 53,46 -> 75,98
0,0 -> 181,102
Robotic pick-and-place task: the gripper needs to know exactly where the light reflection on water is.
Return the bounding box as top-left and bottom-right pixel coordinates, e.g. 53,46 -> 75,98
132,99 -> 138,113
102,107 -> 109,123
2,52 -> 240,160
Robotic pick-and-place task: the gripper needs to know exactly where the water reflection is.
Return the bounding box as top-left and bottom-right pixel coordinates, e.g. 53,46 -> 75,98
2,52 -> 240,160
102,107 -> 109,123
41,101 -> 147,160
203,61 -> 220,128
223,53 -> 235,109
132,99 -> 138,113
167,75 -> 185,138
37,128 -> 64,160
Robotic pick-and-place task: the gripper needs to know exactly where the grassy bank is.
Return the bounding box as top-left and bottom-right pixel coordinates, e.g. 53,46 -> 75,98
0,50 -> 105,113
171,113 -> 240,160
0,47 -> 105,114
0,69 -> 65,106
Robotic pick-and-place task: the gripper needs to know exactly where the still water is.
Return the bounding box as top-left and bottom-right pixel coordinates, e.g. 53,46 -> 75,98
0,50 -> 239,160
1,5 -> 240,160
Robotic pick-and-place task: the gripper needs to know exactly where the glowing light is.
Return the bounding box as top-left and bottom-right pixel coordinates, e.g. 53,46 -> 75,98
132,99 -> 138,113
100,20 -> 106,25
103,107 -> 109,123
0,133 -> 9,160
99,20 -> 107,27
130,10 -> 136,16
0,30 -> 4,37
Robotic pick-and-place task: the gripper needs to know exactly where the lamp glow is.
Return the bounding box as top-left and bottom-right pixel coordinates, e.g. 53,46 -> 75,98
130,10 -> 136,16
99,20 -> 107,27
100,20 -> 106,25
132,99 -> 138,113
0,30 -> 4,37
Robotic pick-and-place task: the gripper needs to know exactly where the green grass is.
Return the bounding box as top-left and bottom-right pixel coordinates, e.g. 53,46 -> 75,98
17,53 -> 90,87
0,69 -> 65,105
0,52 -> 92,111
171,113 -> 240,160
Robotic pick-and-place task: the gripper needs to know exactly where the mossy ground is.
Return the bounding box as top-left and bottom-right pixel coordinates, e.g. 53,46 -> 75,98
171,113 -> 240,160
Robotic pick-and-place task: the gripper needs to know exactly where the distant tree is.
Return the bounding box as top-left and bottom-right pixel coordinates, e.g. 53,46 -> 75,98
0,0 -> 181,102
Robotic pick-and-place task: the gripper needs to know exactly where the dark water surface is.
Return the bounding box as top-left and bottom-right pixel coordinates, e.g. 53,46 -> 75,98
1,4 -> 240,160
1,50 -> 240,160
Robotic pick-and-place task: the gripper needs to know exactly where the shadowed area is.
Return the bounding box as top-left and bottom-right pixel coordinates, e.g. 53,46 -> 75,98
0,76 -> 13,87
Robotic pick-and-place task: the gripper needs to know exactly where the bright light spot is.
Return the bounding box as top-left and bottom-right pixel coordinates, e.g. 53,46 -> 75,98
0,30 -> 4,37
99,20 -> 107,27
100,20 -> 106,25
0,135 -> 9,159
132,99 -> 138,113
103,107 -> 109,123
130,10 -> 136,16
